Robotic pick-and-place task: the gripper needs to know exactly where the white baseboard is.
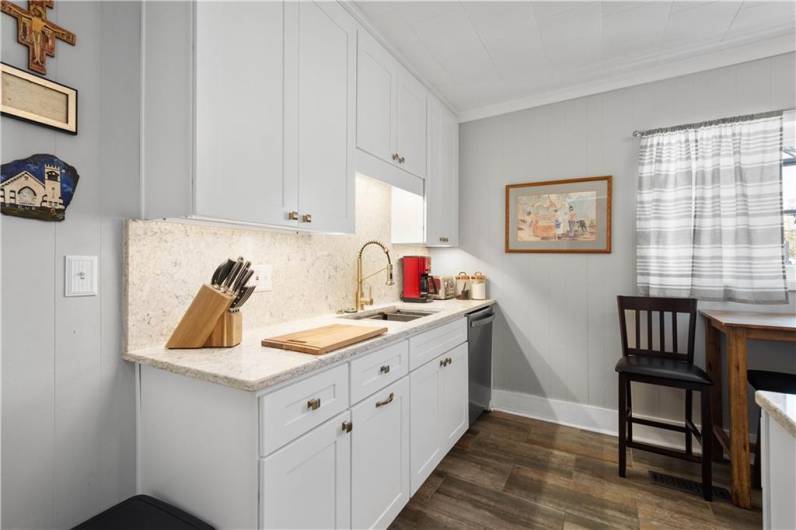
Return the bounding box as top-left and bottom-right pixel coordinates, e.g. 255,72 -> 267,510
491,388 -> 714,452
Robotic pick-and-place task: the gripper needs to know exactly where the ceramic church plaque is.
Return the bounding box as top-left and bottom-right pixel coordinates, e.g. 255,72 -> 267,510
1,153 -> 79,221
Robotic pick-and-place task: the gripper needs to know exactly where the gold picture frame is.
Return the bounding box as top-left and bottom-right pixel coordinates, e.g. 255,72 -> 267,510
505,175 -> 612,253
1,62 -> 77,134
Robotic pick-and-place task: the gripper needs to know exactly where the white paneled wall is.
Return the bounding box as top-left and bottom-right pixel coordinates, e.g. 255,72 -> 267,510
1,2 -> 139,527
432,53 -> 796,432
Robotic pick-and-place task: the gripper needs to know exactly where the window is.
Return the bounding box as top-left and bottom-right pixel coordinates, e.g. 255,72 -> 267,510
784,148 -> 795,266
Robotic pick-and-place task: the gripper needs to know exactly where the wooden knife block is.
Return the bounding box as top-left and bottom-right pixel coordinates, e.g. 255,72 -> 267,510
166,284 -> 236,349
204,311 -> 242,348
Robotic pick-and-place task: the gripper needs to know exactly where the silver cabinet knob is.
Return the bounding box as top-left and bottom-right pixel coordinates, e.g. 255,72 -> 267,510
379,365 -> 391,375
288,211 -> 299,220
301,213 -> 312,223
439,237 -> 449,243
307,398 -> 321,410
392,153 -> 400,161
398,156 -> 405,164
342,420 -> 353,433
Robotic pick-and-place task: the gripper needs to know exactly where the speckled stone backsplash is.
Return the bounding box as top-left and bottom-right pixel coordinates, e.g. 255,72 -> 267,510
125,175 -> 427,351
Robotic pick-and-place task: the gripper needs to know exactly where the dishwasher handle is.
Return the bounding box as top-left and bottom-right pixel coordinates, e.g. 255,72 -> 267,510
469,314 -> 495,328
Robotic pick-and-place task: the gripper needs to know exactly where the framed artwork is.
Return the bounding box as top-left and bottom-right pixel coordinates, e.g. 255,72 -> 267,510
505,175 -> 612,253
1,62 -> 78,134
1,153 -> 80,222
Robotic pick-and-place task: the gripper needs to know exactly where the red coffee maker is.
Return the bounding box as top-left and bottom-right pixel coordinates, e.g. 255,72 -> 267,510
400,256 -> 434,303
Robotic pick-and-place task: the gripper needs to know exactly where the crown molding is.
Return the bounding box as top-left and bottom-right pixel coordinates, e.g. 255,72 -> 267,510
458,31 -> 796,123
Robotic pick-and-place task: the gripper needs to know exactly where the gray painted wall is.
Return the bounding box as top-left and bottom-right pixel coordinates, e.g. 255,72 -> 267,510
1,2 -> 140,527
432,52 -> 796,427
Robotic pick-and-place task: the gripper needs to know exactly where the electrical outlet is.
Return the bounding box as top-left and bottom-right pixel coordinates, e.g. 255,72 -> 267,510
252,264 -> 272,292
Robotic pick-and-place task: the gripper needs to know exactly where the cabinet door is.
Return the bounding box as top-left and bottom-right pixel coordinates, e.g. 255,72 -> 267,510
261,411 -> 351,530
194,1 -> 293,226
352,378 -> 410,529
438,343 -> 469,454
356,31 -> 394,164
394,71 -> 427,179
287,1 -> 356,233
409,357 -> 442,495
425,98 -> 459,246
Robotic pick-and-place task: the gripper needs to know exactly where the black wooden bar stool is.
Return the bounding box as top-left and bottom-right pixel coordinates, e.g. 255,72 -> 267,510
615,296 -> 714,501
747,370 -> 796,488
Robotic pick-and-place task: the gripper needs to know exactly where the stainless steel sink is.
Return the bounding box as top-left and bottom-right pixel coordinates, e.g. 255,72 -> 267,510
343,308 -> 436,322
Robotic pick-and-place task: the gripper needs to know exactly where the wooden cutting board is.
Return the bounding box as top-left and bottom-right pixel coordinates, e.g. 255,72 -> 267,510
261,324 -> 388,355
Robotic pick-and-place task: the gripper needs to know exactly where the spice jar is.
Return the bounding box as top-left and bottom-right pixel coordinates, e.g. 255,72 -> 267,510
470,272 -> 487,300
455,272 -> 470,299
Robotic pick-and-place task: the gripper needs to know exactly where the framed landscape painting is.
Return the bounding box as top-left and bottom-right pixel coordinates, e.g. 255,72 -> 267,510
505,176 -> 612,253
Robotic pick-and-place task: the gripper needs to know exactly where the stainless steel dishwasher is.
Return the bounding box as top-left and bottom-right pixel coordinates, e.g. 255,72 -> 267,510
467,306 -> 495,425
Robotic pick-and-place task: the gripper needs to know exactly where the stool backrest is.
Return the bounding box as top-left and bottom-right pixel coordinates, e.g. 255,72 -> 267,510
617,295 -> 697,364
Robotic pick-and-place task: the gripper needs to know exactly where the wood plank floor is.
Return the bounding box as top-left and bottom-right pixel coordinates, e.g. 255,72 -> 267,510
390,411 -> 762,529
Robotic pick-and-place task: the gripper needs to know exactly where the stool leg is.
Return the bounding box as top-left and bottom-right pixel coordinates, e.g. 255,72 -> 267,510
685,390 -> 693,456
618,374 -> 627,478
701,388 -> 713,501
627,380 -> 633,442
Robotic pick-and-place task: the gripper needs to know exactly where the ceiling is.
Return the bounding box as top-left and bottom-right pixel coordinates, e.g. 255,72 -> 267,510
353,1 -> 796,121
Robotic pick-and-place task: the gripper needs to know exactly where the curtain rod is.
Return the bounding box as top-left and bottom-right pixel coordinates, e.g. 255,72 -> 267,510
632,108 -> 794,138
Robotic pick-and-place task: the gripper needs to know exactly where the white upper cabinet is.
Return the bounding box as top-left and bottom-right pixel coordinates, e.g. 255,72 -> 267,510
425,96 -> 459,247
394,72 -> 427,179
356,31 -> 427,181
286,1 -> 356,233
195,1 -> 287,226
356,31 -> 395,165
142,0 -> 355,233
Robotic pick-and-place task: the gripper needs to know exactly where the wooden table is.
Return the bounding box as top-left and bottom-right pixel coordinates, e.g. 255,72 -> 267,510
701,310 -> 796,509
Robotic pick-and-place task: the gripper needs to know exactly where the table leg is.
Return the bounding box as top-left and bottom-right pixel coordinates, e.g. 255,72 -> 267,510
727,328 -> 752,509
704,318 -> 723,461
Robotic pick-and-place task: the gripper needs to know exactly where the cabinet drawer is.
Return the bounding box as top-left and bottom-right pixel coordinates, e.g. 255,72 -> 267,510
409,318 -> 467,370
260,364 -> 349,456
350,340 -> 409,404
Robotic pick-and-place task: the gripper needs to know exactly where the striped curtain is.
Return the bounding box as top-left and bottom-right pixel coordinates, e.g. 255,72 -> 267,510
637,112 -> 788,304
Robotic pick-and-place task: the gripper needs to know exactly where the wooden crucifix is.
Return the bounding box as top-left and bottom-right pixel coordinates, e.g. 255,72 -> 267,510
1,0 -> 76,75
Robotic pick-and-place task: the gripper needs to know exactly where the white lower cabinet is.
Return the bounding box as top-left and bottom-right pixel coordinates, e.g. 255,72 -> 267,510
438,343 -> 469,454
351,377 -> 410,529
139,317 -> 474,530
261,411 -> 352,530
409,343 -> 468,494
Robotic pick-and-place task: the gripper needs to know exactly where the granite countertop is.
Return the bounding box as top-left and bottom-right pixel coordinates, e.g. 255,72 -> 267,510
123,298 -> 495,392
755,390 -> 796,438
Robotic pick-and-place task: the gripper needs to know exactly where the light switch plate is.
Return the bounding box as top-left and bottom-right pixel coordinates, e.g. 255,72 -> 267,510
252,264 -> 272,292
65,255 -> 98,297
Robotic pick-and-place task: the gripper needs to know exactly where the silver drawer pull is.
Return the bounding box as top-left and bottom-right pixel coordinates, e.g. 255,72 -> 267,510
440,358 -> 446,367
307,398 -> 321,411
379,365 -> 391,375
342,420 -> 353,433
447,357 -> 453,366
288,211 -> 299,220
375,392 -> 394,408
